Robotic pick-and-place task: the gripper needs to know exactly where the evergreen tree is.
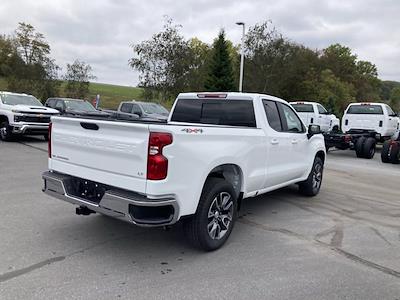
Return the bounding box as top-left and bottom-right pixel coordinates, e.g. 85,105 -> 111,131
204,30 -> 235,91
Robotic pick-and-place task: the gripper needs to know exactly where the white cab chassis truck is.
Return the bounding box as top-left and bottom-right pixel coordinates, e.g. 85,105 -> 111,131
290,101 -> 340,133
0,91 -> 59,141
324,102 -> 400,159
42,92 -> 326,250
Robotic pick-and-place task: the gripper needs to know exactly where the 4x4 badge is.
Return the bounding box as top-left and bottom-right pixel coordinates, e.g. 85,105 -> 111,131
181,128 -> 203,134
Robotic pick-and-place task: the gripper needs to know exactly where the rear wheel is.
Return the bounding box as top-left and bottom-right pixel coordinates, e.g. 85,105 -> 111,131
381,140 -> 391,163
355,137 -> 366,158
362,137 -> 376,159
184,178 -> 237,251
0,121 -> 13,141
299,156 -> 324,197
389,141 -> 400,164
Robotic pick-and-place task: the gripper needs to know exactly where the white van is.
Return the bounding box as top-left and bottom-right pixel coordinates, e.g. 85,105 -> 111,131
290,101 -> 340,132
342,103 -> 399,140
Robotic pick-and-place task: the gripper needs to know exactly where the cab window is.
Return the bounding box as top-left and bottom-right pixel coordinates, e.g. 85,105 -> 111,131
386,105 -> 396,117
317,104 -> 327,114
132,104 -> 142,115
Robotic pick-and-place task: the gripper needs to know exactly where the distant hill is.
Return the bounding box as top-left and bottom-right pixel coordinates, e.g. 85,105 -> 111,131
0,78 -> 143,109
71,82 -> 143,109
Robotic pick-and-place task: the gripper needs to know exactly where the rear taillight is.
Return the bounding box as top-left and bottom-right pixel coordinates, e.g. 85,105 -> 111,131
147,132 -> 173,180
48,122 -> 52,158
344,134 -> 351,143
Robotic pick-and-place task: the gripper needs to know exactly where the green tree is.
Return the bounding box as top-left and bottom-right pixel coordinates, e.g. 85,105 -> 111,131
63,60 -> 96,98
5,23 -> 59,100
0,35 -> 19,78
389,87 -> 400,112
243,21 -> 320,99
204,30 -> 235,92
186,38 -> 210,91
302,69 -> 355,115
130,17 -> 191,102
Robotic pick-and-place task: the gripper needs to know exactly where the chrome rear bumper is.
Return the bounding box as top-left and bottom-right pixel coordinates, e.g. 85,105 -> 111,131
42,171 -> 179,227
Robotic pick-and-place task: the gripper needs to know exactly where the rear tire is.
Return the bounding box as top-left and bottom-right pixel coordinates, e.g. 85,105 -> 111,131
299,156 -> 324,197
355,137 -> 366,158
184,178 -> 237,251
389,141 -> 400,164
381,140 -> 391,163
362,137 -> 376,159
0,120 -> 13,141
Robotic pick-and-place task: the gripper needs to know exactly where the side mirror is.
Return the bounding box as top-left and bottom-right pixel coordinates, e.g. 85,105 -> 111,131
307,124 -> 321,139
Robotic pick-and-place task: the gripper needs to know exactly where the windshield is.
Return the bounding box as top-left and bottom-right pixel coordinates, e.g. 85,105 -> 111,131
291,104 -> 314,113
141,103 -> 169,115
347,105 -> 383,115
64,100 -> 97,111
1,94 -> 43,106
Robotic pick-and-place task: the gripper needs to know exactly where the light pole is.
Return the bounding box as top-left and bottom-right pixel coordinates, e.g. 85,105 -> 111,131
236,22 -> 245,92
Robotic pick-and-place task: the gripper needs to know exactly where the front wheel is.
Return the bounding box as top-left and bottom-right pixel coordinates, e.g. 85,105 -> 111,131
0,121 -> 13,141
184,178 -> 237,251
299,156 -> 324,197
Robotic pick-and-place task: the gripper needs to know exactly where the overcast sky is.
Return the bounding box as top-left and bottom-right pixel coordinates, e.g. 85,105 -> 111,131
1,0 -> 399,86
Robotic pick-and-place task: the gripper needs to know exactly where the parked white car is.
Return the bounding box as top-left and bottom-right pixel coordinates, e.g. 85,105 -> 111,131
341,102 -> 399,141
0,91 -> 59,141
290,101 -> 340,132
42,92 -> 326,250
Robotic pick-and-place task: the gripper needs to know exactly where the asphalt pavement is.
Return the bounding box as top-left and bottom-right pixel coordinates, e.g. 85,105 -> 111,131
0,137 -> 399,299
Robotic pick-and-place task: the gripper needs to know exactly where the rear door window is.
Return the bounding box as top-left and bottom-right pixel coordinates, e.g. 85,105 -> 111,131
263,100 -> 283,131
171,99 -> 256,127
347,105 -> 383,115
120,103 -> 133,113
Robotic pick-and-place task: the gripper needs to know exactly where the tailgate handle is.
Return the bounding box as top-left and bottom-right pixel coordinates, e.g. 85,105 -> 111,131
80,122 -> 99,130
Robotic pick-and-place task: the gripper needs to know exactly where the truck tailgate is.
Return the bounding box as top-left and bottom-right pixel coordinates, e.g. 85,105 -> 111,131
49,117 -> 150,193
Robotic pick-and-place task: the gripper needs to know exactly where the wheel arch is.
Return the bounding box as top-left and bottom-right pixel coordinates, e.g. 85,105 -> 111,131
204,164 -> 244,200
315,150 -> 325,163
0,114 -> 9,123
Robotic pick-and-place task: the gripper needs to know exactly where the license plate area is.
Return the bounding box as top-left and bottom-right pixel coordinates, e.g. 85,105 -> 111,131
64,177 -> 107,204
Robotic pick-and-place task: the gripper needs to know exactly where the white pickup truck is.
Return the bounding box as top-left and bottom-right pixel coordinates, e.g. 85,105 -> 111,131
290,101 -> 340,132
324,102 -> 400,159
341,102 -> 399,140
42,92 -> 326,250
0,91 -> 59,141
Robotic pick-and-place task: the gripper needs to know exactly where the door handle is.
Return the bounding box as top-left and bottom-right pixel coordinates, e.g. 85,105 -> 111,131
291,139 -> 298,144
271,139 -> 279,145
